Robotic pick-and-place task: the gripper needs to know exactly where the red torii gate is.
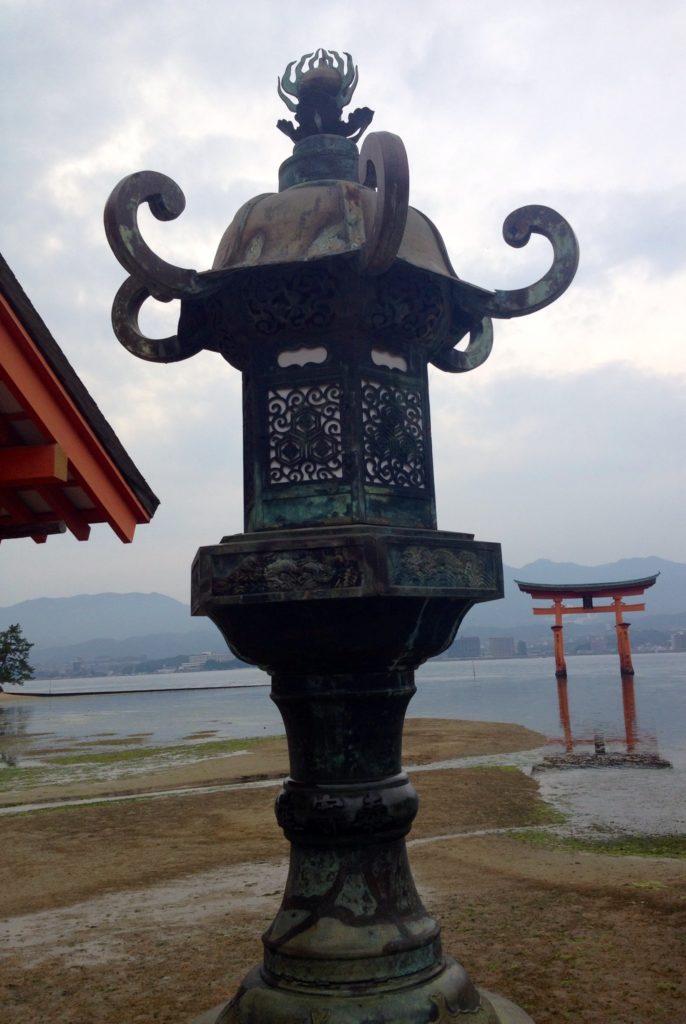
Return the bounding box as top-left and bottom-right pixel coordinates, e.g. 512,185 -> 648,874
515,574 -> 659,678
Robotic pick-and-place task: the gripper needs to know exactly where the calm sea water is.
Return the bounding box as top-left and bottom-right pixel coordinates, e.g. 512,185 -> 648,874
2,653 -> 684,766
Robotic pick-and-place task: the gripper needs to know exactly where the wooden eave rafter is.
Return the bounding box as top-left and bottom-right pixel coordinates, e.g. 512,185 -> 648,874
0,254 -> 159,543
0,443 -> 68,487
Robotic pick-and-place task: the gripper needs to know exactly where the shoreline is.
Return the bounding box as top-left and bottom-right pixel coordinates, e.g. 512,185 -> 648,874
0,682 -> 268,699
5,648 -> 684,699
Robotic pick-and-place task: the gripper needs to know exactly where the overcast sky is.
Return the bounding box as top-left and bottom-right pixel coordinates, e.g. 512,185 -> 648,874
2,0 -> 685,606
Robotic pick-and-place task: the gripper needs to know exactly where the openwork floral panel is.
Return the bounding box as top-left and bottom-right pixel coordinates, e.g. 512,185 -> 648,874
361,380 -> 426,489
268,384 -> 343,484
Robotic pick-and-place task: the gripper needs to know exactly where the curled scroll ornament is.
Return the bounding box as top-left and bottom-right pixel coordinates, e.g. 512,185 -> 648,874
104,170 -> 202,362
479,204 -> 579,318
358,131 -> 410,276
110,276 -> 203,364
430,205 -> 577,373
431,317 -> 494,374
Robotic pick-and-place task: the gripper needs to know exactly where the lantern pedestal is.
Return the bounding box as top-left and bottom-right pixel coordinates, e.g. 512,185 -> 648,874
105,47 -> 580,1024
190,527 -> 532,1023
195,990 -> 533,1024
196,976 -> 533,1024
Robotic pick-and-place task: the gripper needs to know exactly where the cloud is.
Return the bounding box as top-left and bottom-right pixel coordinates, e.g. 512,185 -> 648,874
1,0 -> 685,605
431,362 -> 686,565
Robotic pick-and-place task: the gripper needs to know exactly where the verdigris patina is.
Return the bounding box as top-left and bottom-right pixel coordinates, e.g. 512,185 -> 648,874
105,48 -> 578,1024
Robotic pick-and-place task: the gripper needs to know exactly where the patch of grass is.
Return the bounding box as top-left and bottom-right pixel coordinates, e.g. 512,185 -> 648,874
0,765 -> 47,790
48,735 -> 270,766
528,801 -> 567,825
512,830 -> 686,859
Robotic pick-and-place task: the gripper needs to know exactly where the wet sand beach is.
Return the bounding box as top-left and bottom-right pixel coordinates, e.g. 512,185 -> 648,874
0,717 -> 684,1023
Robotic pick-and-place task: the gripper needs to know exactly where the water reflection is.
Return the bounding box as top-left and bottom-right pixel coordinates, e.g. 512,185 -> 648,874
556,678 -> 574,752
0,702 -> 34,766
622,675 -> 638,753
540,668 -> 671,770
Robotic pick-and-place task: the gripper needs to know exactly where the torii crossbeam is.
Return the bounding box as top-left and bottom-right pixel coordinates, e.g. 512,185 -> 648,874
515,575 -> 659,677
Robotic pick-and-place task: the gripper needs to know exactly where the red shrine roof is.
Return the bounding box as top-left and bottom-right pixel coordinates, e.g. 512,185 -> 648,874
515,575 -> 659,600
0,252 -> 159,544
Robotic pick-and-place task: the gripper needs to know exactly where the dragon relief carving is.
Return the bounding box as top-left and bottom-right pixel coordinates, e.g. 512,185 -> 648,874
391,547 -> 495,589
213,550 -> 363,597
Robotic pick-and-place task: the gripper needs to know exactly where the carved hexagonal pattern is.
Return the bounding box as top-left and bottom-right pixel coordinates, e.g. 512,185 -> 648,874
268,384 -> 343,483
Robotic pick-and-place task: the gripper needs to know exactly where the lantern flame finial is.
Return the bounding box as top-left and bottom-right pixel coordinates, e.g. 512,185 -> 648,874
277,49 -> 374,143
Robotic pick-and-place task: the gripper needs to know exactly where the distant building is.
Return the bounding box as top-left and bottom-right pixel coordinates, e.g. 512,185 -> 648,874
178,652 -> 212,671
207,652 -> 236,665
516,640 -> 527,657
485,636 -> 515,659
177,651 -> 237,671
672,631 -> 686,652
453,636 -> 481,659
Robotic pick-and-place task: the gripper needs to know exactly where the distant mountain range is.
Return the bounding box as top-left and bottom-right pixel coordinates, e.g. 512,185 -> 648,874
0,592 -> 220,672
1,556 -> 684,672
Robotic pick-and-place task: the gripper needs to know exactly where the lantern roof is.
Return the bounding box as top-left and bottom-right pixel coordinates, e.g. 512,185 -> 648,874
210,177 -> 485,289
104,50 -> 579,373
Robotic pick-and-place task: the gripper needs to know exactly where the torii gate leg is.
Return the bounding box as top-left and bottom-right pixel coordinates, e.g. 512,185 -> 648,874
551,600 -> 567,677
614,598 -> 635,675
552,625 -> 567,677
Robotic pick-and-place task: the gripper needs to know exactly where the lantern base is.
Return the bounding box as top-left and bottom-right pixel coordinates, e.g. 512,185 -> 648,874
193,973 -> 534,1024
